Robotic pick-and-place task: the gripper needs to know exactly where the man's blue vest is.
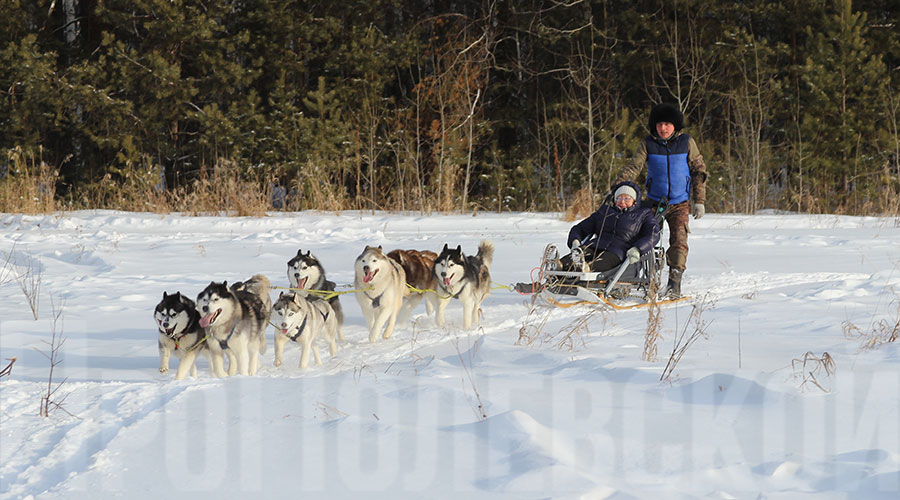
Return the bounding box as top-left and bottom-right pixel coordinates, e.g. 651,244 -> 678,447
644,133 -> 692,204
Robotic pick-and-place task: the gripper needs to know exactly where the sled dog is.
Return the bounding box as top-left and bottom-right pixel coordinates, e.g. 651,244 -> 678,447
271,292 -> 338,369
354,246 -> 407,342
432,241 -> 494,329
230,274 -> 273,316
286,249 -> 344,340
154,291 -> 210,380
387,248 -> 439,322
196,277 -> 270,377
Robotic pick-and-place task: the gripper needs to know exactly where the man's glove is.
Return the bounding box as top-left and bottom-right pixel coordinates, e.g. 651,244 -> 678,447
570,239 -> 581,250
692,203 -> 705,219
626,247 -> 641,264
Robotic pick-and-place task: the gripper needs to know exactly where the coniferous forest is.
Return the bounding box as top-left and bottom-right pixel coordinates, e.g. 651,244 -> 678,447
2,1 -> 899,215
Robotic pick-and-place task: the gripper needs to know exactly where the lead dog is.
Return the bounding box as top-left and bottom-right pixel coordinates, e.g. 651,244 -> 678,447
271,292 -> 338,369
432,241 -> 494,329
154,291 -> 210,380
354,246 -> 407,342
196,276 -> 270,377
286,249 -> 344,340
387,249 -> 439,323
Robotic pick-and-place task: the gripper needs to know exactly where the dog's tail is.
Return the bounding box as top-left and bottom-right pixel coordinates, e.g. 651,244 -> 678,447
477,240 -> 494,268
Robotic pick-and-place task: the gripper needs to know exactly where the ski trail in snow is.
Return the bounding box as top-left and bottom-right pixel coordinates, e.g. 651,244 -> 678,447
1,383 -> 190,499
689,271 -> 872,302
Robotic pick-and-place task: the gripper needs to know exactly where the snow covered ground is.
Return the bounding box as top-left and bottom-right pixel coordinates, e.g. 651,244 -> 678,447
1,210 -> 899,499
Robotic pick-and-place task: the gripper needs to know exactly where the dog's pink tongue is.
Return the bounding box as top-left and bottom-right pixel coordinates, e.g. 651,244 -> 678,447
443,277 -> 451,286
364,271 -> 375,283
298,277 -> 308,289
199,313 -> 214,328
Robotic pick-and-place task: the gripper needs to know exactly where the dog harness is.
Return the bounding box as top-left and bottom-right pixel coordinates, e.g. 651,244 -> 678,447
439,280 -> 467,299
287,314 -> 308,342
218,319 -> 240,350
364,290 -> 384,308
284,309 -> 329,342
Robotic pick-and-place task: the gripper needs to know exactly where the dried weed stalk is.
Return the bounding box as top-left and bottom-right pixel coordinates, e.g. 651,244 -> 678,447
660,294 -> 715,382
792,351 -> 836,393
643,277 -> 663,362
13,249 -> 42,320
842,298 -> 900,351
517,300 -> 552,346
0,357 -> 16,379
36,295 -> 76,417
454,335 -> 487,421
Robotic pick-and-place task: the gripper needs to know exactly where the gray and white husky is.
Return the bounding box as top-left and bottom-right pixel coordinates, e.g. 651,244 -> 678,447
287,249 -> 344,340
432,241 -> 494,329
154,291 -> 209,380
354,245 -> 408,343
271,292 -> 338,369
196,276 -> 270,377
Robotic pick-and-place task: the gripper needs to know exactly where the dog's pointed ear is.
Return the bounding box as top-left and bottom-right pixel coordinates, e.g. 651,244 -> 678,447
377,245 -> 383,252
162,291 -> 168,300
278,291 -> 285,299
456,245 -> 462,254
304,250 -> 311,257
296,248 -> 303,257
291,293 -> 302,305
223,281 -> 228,288
174,291 -> 181,300
442,243 -> 448,252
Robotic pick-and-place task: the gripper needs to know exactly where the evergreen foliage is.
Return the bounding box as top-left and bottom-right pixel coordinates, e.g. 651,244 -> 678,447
1,0 -> 898,214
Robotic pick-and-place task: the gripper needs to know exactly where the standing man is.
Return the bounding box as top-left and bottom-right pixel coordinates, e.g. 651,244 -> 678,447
617,103 -> 707,297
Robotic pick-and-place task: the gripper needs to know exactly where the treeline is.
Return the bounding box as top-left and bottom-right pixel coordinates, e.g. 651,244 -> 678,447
2,0 -> 899,214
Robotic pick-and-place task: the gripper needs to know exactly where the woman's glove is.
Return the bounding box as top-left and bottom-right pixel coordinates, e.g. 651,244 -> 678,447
626,247 -> 641,264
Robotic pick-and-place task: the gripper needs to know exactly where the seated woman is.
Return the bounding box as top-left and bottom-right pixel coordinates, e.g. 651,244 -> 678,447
561,181 -> 660,273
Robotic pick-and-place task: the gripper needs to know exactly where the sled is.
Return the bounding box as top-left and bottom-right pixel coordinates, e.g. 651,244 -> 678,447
521,203 -> 690,310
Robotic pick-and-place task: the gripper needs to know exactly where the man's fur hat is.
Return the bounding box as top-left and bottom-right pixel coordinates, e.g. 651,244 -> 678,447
648,103 -> 684,135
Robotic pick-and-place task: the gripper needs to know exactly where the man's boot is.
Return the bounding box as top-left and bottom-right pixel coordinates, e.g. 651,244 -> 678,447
665,268 -> 683,298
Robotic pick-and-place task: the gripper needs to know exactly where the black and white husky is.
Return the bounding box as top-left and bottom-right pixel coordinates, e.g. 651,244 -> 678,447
271,292 -> 338,369
196,276 -> 270,377
432,241 -> 494,329
287,249 -> 344,340
154,291 -> 209,380
354,246 -> 408,343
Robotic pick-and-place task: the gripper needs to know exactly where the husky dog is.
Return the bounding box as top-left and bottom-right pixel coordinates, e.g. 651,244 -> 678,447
387,249 -> 439,322
154,291 -> 209,380
196,278 -> 269,377
271,292 -> 338,369
354,246 -> 408,343
432,241 -> 494,329
286,249 -> 344,340
230,274 -> 273,315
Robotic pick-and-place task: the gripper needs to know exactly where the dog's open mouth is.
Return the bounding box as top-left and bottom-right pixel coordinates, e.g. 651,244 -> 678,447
363,268 -> 379,283
165,327 -> 176,336
199,308 -> 221,328
443,274 -> 454,286
297,277 -> 308,289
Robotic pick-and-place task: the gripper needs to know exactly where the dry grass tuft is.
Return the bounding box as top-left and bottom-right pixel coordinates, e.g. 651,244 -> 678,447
1,147 -> 58,213
842,295 -> 900,351
563,187 -> 594,222
792,351 -> 835,393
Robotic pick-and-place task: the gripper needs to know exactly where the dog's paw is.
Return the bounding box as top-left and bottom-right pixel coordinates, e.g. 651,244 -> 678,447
159,367 -> 169,373
274,359 -> 283,367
